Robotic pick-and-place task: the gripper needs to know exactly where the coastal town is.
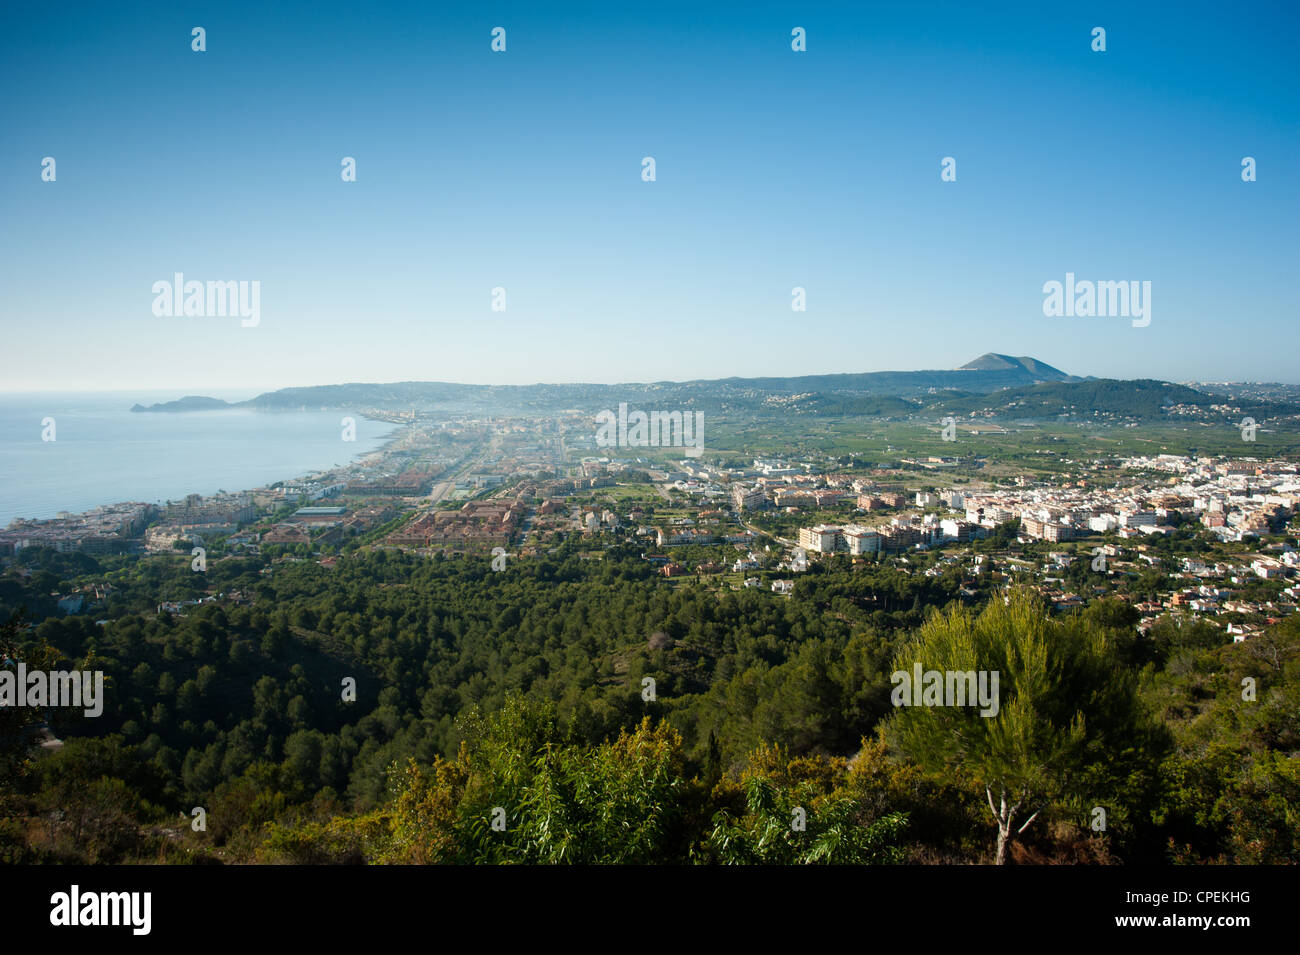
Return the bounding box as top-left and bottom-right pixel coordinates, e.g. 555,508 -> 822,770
7,0 -> 1300,897
4,410 -> 1296,643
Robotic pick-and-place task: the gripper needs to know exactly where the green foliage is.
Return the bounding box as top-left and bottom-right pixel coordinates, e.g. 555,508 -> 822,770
887,589 -> 1165,861
2,539 -> 1297,864
382,699 -> 691,864
704,743 -> 907,864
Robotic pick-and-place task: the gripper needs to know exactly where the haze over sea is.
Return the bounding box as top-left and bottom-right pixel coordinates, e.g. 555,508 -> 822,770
0,392 -> 398,526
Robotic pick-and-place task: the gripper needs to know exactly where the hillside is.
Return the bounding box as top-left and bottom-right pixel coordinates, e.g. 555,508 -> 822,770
957,354 -> 1071,379
130,396 -> 234,413
130,354 -> 1080,415
126,357 -> 1300,425
928,378 -> 1300,420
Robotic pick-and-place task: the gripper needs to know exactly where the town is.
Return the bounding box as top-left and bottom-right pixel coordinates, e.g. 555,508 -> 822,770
4,410 -> 1295,645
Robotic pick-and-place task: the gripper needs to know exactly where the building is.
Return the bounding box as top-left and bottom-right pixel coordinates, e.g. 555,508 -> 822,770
163,494 -> 257,526
731,484 -> 768,511
292,506 -> 348,523
390,499 -> 523,550
349,470 -> 436,495
1120,509 -> 1157,528
1022,518 -> 1075,542
263,525 -> 312,545
939,519 -> 979,542
799,525 -> 841,553
773,488 -> 818,508
879,524 -> 923,551
1089,514 -> 1118,533
0,502 -> 155,555
842,525 -> 880,555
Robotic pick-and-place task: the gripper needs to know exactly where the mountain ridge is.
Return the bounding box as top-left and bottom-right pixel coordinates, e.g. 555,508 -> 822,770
129,354 -> 1080,413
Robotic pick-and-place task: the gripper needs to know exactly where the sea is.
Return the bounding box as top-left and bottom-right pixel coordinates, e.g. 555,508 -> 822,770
0,392 -> 400,526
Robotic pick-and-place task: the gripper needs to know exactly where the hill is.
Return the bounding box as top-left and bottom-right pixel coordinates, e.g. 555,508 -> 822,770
958,353 -> 1071,379
128,356 -> 1300,424
129,396 -> 234,413
928,378 -> 1299,420
130,354 -> 1080,414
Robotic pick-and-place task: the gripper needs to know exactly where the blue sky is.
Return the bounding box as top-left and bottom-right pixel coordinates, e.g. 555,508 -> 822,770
2,0 -> 1297,393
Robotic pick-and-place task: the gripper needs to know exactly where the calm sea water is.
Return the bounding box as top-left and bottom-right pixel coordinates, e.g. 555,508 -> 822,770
0,392 -> 399,525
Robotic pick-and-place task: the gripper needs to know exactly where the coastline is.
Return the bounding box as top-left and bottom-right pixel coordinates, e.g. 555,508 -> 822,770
0,399 -> 408,528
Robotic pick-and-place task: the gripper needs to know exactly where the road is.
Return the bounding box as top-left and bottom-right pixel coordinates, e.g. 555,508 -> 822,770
741,517 -> 794,549
425,433 -> 504,506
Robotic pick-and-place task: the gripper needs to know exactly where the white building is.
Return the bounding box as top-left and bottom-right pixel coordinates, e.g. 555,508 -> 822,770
842,525 -> 880,555
1089,514 -> 1118,533
798,524 -> 841,553
1120,509 -> 1157,528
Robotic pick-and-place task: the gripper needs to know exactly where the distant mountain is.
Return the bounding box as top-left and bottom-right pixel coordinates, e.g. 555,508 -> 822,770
138,355 -> 1292,424
130,396 -> 233,413
211,354 -> 1082,415
958,353 -> 1071,379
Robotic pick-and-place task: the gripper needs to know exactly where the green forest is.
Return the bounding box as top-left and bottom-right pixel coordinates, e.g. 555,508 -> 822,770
1,542 -> 1296,864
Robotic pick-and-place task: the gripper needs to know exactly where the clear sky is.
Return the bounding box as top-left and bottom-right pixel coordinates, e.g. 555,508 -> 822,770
2,0 -> 1297,394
